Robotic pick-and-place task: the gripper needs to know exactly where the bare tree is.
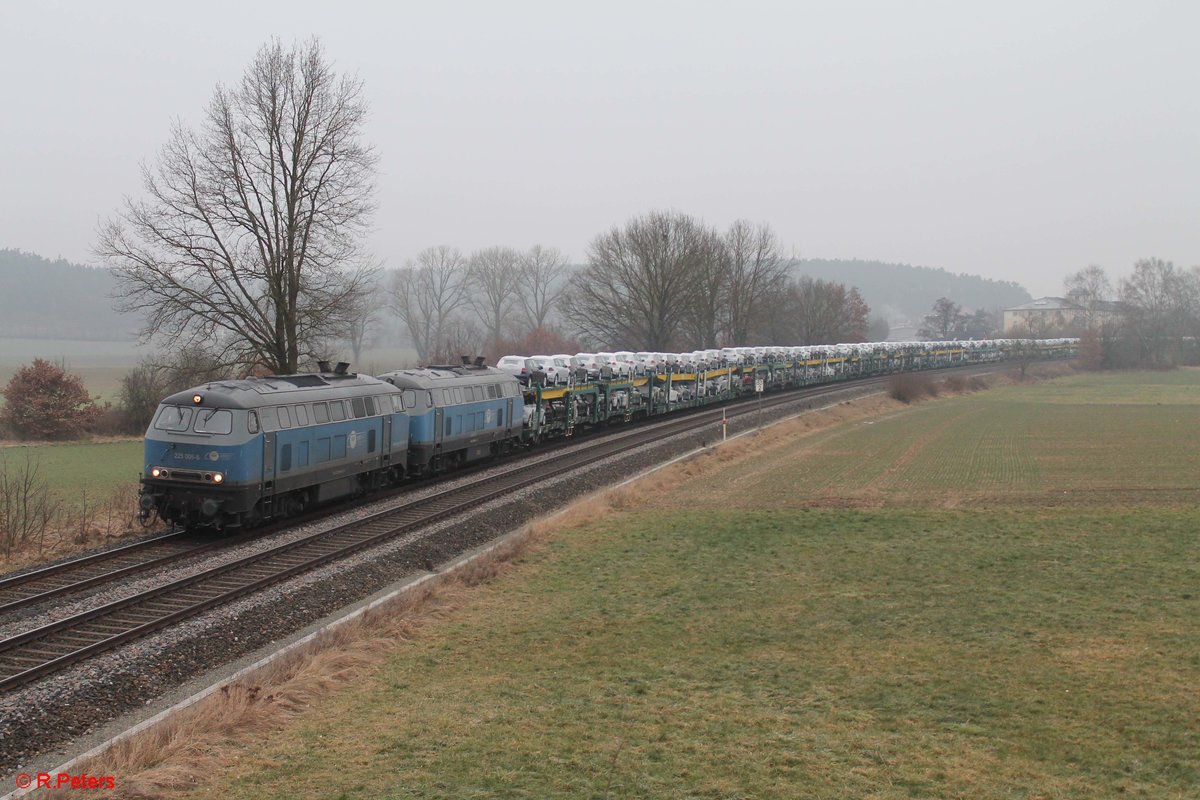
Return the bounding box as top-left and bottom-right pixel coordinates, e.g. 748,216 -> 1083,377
1064,265 -> 1112,329
786,278 -> 869,344
722,220 -> 788,345
467,246 -> 521,351
563,210 -> 709,350
918,297 -> 964,340
97,38 -> 378,375
436,318 -> 487,364
514,245 -> 570,332
1121,257 -> 1182,365
342,288 -> 380,364
681,225 -> 727,349
390,246 -> 470,363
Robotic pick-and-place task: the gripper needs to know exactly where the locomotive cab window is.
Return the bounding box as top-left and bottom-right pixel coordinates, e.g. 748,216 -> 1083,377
154,406 -> 193,432
392,395 -> 404,413
247,411 -> 259,434
259,407 -> 279,432
193,408 -> 233,435
403,390 -> 416,409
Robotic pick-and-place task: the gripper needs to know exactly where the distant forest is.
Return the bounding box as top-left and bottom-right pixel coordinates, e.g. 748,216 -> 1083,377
0,247 -> 1033,344
0,249 -> 133,340
792,259 -> 1031,325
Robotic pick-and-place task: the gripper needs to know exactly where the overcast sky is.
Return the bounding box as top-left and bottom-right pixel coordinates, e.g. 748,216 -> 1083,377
1,0 -> 1196,297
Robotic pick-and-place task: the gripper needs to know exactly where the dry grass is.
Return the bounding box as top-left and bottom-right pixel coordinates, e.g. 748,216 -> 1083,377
1,485 -> 153,573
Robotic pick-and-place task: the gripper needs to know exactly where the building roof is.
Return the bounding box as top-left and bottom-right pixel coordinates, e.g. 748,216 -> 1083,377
1005,296 -> 1082,312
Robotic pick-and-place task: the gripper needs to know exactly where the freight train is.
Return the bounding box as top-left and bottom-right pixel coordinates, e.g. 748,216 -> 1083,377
137,339 -> 1077,530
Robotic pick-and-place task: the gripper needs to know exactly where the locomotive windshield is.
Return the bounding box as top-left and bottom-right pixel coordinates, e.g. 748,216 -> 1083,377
153,406 -> 193,432
194,408 -> 233,434
152,405 -> 234,434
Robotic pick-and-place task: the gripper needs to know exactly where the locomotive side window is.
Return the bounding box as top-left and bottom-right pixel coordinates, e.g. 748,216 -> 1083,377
294,405 -> 309,426
278,407 -> 292,429
194,408 -> 233,435
248,411 -> 259,433
313,402 -> 329,424
426,391 -> 433,407
403,390 -> 416,409
280,444 -> 292,472
498,408 -> 504,426
444,416 -> 451,436
330,402 -> 346,422
487,384 -> 498,399
442,389 -> 453,405
154,406 -> 193,432
363,396 -> 376,416
352,397 -> 366,419
454,388 -> 464,404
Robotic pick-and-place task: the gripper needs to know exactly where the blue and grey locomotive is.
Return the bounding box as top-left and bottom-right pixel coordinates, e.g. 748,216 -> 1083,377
377,359 -> 523,475
138,364 -> 409,530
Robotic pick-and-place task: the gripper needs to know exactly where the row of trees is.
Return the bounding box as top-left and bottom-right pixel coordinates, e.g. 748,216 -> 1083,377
387,213 -> 874,363
97,39 -> 875,378
1063,259 -> 1200,367
388,244 -> 571,364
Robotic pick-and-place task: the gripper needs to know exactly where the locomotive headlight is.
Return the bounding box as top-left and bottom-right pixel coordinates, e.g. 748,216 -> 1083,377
151,467 -> 163,478
192,394 -> 203,405
212,472 -> 224,484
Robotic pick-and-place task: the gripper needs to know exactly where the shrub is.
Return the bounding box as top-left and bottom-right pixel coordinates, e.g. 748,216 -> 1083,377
942,374 -> 969,393
887,372 -> 934,404
1,358 -> 100,440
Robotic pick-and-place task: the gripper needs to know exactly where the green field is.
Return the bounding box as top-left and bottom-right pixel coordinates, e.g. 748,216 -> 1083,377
0,338 -> 419,405
172,370 -> 1199,800
0,440 -> 144,508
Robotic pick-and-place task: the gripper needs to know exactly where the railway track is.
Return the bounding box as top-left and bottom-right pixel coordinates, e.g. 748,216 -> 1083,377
0,370 -> 942,693
0,530 -> 211,616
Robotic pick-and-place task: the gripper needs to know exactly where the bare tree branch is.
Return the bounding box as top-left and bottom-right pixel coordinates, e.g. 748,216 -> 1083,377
514,245 -> 570,332
389,245 -> 470,364
97,37 -> 377,374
